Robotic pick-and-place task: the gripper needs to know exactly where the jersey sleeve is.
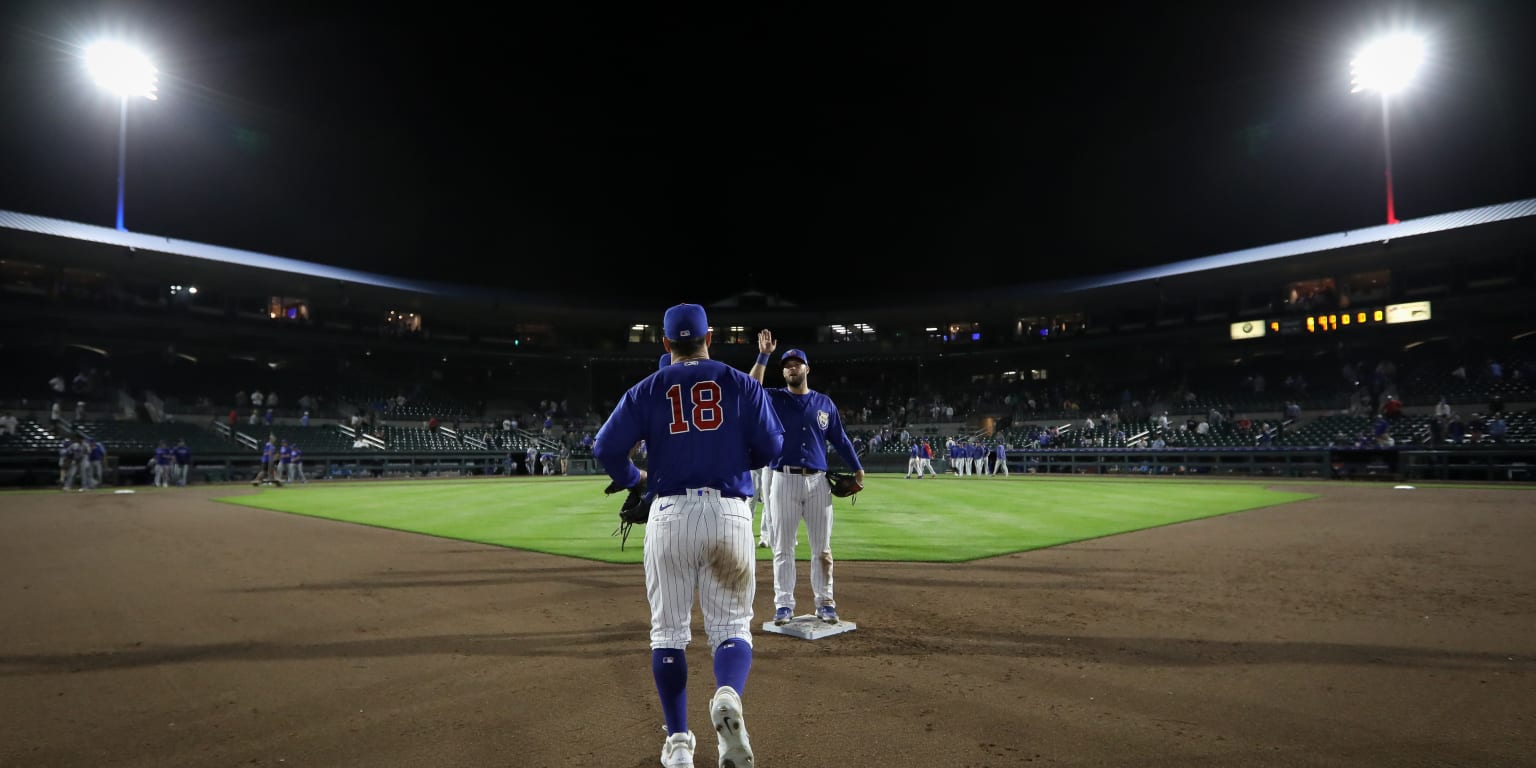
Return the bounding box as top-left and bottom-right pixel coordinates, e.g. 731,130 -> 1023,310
593,386 -> 645,489
824,402 -> 862,471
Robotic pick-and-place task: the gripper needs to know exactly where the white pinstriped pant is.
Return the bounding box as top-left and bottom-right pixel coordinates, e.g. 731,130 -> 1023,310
644,488 -> 756,651
753,466 -> 773,538
767,468 -> 835,611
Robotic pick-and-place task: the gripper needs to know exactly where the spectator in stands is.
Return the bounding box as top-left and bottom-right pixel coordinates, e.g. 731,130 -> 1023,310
1381,394 -> 1403,421
267,391 -> 279,410
1435,397 -> 1452,419
300,410 -> 311,427
1447,414 -> 1467,444
1487,415 -> 1508,443
50,400 -> 62,432
1489,393 -> 1505,417
1468,414 -> 1487,444
252,390 -> 264,408
74,401 -> 86,421
0,412 -> 17,435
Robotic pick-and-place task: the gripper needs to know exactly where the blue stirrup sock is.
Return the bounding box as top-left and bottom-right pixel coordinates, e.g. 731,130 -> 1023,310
652,648 -> 688,735
713,637 -> 753,696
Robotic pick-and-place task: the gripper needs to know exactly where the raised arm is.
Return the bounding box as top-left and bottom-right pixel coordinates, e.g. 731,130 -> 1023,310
748,328 -> 778,384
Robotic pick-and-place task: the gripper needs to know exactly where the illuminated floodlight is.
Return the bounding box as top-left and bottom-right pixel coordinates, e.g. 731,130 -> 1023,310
1349,33 -> 1426,225
85,41 -> 159,100
1350,34 -> 1424,95
84,41 -> 158,231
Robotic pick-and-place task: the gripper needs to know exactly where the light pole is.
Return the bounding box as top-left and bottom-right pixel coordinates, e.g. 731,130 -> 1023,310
1350,34 -> 1424,225
84,41 -> 158,232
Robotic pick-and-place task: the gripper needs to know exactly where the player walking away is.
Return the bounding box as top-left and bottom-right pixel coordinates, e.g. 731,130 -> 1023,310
85,438 -> 106,489
920,439 -> 937,477
994,441 -> 1009,476
748,330 -> 866,627
59,435 -> 85,492
904,441 -> 922,478
594,303 -> 784,768
172,438 -> 192,487
152,441 -> 173,488
289,444 -> 306,484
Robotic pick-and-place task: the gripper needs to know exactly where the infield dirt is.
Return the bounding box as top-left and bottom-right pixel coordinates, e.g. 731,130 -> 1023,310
1,480 -> 1533,767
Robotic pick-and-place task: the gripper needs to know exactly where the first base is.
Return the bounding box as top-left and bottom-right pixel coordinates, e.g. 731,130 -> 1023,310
760,613 -> 857,640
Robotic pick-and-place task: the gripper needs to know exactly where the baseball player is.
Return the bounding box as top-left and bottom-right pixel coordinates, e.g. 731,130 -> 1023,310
904,441 -> 922,478
993,441 -> 1009,476
85,438 -> 106,489
753,463 -> 773,548
172,438 -> 192,486
152,441 -> 173,487
749,330 -> 865,626
920,439 -> 937,477
289,444 -> 306,484
58,435 -> 85,491
594,303 -> 783,768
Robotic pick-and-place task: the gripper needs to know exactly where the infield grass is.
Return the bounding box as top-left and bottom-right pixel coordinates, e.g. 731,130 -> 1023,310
212,473 -> 1318,563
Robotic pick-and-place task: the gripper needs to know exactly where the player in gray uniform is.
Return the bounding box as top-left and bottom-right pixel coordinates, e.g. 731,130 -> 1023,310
594,303 -> 784,768
749,330 -> 865,626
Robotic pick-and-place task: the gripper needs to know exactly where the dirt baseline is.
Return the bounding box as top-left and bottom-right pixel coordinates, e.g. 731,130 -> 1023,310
1,482 -> 1533,768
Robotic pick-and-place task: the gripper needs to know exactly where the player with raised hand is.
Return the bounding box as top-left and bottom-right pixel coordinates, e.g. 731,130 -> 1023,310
595,303 -> 784,768
748,329 -> 865,626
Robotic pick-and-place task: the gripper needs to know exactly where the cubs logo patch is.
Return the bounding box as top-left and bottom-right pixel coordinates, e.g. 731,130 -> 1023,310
817,410 -> 829,430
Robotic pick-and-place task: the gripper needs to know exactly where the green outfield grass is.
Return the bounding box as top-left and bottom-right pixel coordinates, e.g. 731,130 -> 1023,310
212,473 -> 1319,563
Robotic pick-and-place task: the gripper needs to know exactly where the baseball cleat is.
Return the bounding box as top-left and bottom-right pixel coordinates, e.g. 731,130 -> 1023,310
660,730 -> 696,768
710,686 -> 753,768
756,539 -> 768,549
773,607 -> 791,625
816,605 -> 840,624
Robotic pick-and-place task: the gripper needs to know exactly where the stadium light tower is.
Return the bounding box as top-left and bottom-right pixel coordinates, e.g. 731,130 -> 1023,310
1350,33 -> 1424,225
84,41 -> 158,232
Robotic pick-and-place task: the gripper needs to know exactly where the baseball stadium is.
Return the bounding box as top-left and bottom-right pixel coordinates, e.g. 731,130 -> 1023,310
4,193 -> 1534,766
4,7 -> 1536,768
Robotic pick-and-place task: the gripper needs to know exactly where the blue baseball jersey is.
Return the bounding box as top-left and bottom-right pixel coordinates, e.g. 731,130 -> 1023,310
89,442 -> 105,461
173,445 -> 191,464
261,441 -> 275,463
594,358 -> 783,498
290,446 -> 302,462
154,446 -> 172,465
764,388 -> 862,472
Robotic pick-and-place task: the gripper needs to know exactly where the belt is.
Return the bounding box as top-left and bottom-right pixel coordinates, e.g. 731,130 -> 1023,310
660,489 -> 749,502
775,466 -> 821,475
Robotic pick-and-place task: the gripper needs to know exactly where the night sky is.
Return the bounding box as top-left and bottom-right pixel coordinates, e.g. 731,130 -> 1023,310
2,1 -> 1534,307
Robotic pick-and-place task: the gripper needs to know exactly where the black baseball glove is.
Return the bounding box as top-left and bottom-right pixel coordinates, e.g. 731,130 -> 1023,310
605,476 -> 650,550
827,471 -> 863,504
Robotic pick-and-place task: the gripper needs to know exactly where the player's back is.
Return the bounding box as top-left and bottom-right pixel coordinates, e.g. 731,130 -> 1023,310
598,358 -> 781,496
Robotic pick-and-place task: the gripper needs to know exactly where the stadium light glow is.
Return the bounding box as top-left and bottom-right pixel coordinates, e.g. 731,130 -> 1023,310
1350,34 -> 1424,225
84,41 -> 158,232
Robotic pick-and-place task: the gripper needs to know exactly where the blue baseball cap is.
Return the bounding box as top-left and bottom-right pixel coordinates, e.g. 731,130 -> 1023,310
658,353 -> 672,370
663,303 -> 709,340
781,348 -> 808,365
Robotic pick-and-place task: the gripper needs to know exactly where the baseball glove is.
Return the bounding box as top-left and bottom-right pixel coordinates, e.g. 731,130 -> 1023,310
605,477 -> 650,550
827,471 -> 863,504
